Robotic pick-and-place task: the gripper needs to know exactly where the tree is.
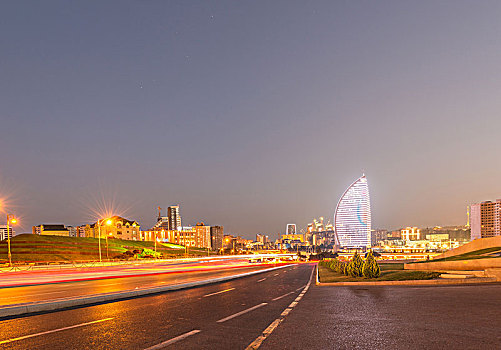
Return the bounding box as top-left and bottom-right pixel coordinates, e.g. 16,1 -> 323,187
362,250 -> 381,278
347,251 -> 364,277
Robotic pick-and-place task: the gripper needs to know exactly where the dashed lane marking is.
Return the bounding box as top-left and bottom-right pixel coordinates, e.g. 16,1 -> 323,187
271,292 -> 295,301
257,278 -> 266,282
144,329 -> 201,350
216,303 -> 268,323
203,288 -> 235,298
245,266 -> 315,350
0,317 -> 114,345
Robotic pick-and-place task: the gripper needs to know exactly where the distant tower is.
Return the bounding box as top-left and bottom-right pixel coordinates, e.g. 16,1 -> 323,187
168,205 -> 182,230
286,224 -> 297,235
334,174 -> 371,248
466,206 -> 470,228
158,206 -> 162,221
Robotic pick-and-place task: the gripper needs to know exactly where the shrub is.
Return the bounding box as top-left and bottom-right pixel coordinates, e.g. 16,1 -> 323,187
362,250 -> 381,278
346,251 -> 364,277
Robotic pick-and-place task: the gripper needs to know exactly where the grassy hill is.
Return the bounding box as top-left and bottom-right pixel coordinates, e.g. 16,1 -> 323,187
426,246 -> 501,263
0,234 -> 214,263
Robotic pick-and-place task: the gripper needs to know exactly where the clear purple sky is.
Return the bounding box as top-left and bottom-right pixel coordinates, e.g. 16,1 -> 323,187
2,1 -> 501,238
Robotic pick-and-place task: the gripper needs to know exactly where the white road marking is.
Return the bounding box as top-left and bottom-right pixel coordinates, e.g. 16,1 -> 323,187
245,266 -> 315,350
144,330 -> 201,350
216,303 -> 268,323
203,288 -> 235,297
274,273 -> 279,276
271,292 -> 295,301
0,317 -> 114,345
257,278 -> 266,282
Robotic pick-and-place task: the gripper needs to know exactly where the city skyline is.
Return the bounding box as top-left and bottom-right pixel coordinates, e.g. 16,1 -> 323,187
2,2 -> 501,237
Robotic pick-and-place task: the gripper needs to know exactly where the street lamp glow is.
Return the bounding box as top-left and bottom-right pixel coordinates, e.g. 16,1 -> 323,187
106,219 -> 112,226
6,214 -> 17,267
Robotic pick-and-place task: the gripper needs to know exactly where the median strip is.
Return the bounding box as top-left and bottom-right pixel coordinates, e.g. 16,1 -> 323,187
0,317 -> 113,345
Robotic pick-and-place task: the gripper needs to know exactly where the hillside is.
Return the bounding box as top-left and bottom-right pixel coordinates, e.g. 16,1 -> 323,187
0,234 -> 214,264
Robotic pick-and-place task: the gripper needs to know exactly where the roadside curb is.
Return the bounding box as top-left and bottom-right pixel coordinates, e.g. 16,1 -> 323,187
0,264 -> 293,319
316,277 -> 497,286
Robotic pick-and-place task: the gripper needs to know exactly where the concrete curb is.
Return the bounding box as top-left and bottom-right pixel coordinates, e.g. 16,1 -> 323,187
0,264 -> 293,319
316,277 -> 497,287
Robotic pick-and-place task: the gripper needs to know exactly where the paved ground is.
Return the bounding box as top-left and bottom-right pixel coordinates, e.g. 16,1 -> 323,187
1,264 -> 499,349
0,264 -> 312,349
0,264 -> 274,307
261,282 -> 501,350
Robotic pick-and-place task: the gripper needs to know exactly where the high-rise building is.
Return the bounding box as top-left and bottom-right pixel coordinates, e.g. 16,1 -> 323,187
371,229 -> 388,246
195,223 -> 211,249
168,205 -> 182,230
471,200 -> 501,240
153,207 -> 169,231
401,227 -> 421,241
256,234 -> 268,245
286,224 -> 297,235
210,226 -> 224,250
0,225 -> 15,241
334,174 -> 371,248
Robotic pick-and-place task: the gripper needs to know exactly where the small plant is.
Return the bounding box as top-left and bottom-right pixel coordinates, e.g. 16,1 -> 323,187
362,250 -> 381,278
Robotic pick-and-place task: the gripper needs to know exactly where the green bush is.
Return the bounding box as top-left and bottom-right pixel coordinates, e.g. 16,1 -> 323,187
346,251 -> 364,277
362,250 -> 381,278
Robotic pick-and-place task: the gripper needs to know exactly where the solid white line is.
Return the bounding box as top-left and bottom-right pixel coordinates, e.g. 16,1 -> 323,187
203,288 -> 235,298
295,285 -> 306,292
0,317 -> 114,345
245,266 -> 315,350
144,329 -> 201,350
257,278 -> 266,282
217,303 -> 268,323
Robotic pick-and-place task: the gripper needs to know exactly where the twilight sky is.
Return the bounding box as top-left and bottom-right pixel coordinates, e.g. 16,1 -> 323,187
2,1 -> 501,238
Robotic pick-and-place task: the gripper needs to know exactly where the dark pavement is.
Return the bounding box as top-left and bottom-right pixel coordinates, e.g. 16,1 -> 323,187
261,282 -> 501,350
0,264 -> 313,349
1,264 -> 499,349
0,264 -> 275,306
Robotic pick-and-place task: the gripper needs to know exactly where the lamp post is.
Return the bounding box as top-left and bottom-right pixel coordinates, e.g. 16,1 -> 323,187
6,214 -> 17,267
97,219 -> 102,263
105,219 -> 112,261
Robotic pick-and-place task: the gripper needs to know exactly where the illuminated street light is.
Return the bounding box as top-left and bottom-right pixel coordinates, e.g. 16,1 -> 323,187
6,214 -> 17,267
105,219 -> 113,260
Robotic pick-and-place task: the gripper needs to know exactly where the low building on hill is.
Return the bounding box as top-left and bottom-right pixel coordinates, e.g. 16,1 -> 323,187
32,224 -> 69,236
0,225 -> 15,240
85,216 -> 140,241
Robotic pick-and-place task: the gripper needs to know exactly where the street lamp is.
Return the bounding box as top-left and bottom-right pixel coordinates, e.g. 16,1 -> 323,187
105,219 -> 112,260
6,214 -> 17,267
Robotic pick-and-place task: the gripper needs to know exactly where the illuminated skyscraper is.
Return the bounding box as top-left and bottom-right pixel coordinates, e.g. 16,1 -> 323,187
168,205 -> 182,230
334,175 -> 371,248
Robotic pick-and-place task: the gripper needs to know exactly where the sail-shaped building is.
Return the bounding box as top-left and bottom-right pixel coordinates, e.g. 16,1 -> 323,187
334,175 -> 371,248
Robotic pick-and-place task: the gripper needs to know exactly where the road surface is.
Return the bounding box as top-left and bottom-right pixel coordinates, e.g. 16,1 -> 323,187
1,264 -> 499,349
0,264 -> 312,349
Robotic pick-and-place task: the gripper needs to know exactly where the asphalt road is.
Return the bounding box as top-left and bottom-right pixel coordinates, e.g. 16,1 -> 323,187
0,264 -> 276,306
0,263 -> 313,349
261,282 -> 501,350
